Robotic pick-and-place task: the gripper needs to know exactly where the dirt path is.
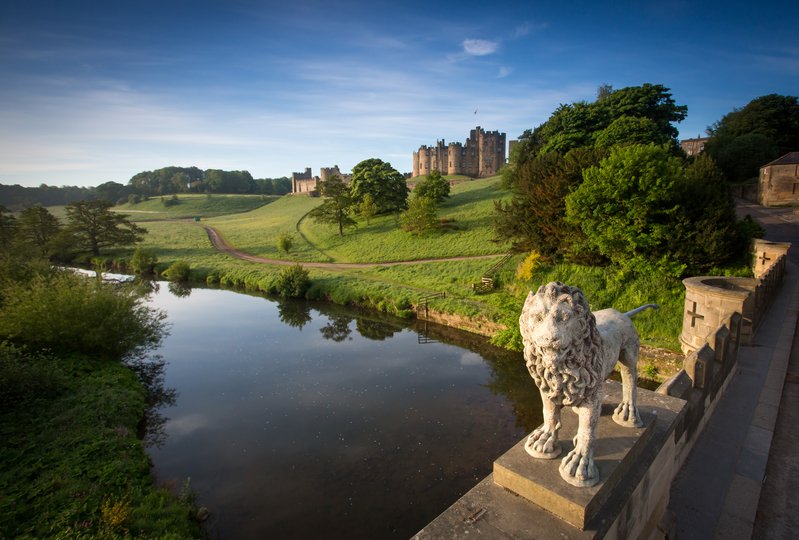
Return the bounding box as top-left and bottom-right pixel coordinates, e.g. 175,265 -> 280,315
202,225 -> 507,270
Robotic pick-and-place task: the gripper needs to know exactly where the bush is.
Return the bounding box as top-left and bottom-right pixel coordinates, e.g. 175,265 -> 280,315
130,247 -> 158,276
0,271 -> 166,360
161,260 -> 191,282
0,343 -> 66,410
277,232 -> 294,254
275,264 -> 311,298
516,251 -> 542,281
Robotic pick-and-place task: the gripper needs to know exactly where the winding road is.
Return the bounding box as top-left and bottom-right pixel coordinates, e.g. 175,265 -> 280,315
202,225 -> 507,270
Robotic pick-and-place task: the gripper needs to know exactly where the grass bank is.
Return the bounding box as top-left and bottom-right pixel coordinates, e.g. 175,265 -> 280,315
0,346 -> 201,538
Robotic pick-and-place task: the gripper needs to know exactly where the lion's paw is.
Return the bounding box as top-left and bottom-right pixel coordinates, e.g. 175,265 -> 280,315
559,448 -> 599,487
524,427 -> 562,459
613,402 -> 643,428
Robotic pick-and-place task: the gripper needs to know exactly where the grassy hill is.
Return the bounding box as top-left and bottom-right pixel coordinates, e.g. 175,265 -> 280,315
114,193 -> 277,221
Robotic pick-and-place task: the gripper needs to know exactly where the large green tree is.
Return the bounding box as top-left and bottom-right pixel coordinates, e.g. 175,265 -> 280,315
308,174 -> 357,238
494,148 -> 606,259
65,200 -> 146,256
349,158 -> 409,214
704,94 -> 799,182
16,206 -> 61,256
514,84 -> 686,167
413,170 -> 450,205
0,205 -> 16,251
565,144 -> 743,277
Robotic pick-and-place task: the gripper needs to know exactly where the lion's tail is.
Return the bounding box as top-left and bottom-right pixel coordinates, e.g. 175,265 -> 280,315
624,304 -> 659,318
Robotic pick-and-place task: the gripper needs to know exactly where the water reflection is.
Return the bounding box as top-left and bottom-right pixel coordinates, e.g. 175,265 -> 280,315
145,285 -> 540,539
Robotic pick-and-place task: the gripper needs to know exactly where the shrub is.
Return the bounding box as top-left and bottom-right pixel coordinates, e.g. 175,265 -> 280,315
161,260 -> 191,282
516,251 -> 542,281
130,247 -> 158,276
275,264 -> 311,298
401,195 -> 438,235
0,343 -> 66,410
277,232 -> 294,254
0,271 -> 166,360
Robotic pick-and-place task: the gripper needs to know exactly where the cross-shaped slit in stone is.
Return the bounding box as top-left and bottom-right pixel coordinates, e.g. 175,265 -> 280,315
687,301 -> 704,328
759,252 -> 771,267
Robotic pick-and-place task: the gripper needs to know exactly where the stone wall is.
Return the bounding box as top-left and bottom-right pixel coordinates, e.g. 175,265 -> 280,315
758,152 -> 799,207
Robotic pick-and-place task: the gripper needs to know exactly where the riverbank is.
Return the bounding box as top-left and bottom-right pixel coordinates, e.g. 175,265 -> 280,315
0,346 -> 202,538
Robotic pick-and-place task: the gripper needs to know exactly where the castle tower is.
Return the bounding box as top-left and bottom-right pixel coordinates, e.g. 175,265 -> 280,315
412,127 -> 506,178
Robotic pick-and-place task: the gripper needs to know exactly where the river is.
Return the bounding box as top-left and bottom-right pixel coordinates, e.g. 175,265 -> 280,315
143,282 -> 541,538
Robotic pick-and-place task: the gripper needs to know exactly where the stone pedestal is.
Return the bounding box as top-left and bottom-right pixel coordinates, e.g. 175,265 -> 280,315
680,276 -> 756,352
494,397 -> 655,529
413,381 -> 687,539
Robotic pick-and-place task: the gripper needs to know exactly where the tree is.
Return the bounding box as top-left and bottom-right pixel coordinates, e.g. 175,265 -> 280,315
0,205 -> 17,251
65,200 -> 146,256
358,193 -> 378,224
349,158 -> 409,214
515,84 -> 687,162
494,148 -> 605,259
565,144 -> 743,277
400,194 -> 438,235
413,170 -> 450,204
16,206 -> 61,256
704,94 -> 799,182
308,174 -> 357,238
565,144 -> 686,276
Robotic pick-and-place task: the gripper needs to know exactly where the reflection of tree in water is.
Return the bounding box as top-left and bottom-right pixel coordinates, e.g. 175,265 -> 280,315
320,314 -> 353,342
125,355 -> 178,448
413,319 -> 542,432
133,279 -> 160,296
167,281 -> 192,298
277,300 -> 312,330
355,317 -> 402,341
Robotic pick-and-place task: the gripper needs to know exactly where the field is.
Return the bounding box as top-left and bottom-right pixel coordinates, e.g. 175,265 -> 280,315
115,193 -> 277,220
107,177 -> 689,363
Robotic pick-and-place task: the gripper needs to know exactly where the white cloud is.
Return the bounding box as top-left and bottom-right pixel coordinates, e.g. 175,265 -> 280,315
462,39 -> 499,56
498,66 -> 513,78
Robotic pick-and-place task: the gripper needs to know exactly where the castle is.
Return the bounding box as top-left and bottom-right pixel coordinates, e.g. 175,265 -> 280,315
291,165 -> 351,194
412,126 -> 506,178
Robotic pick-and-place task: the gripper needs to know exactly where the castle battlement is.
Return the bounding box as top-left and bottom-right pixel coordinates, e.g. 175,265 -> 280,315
412,126 -> 506,178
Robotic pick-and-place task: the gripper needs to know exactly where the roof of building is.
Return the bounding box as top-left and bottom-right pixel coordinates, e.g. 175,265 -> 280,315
764,152 -> 799,167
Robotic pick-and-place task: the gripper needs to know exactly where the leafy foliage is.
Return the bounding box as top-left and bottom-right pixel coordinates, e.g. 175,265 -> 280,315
15,205 -> 61,256
359,193 -> 378,223
65,200 -> 146,256
401,194 -> 439,235
0,270 -> 166,360
516,84 -> 686,162
704,94 -> 799,182
308,174 -> 357,238
162,260 -> 191,282
413,170 -> 450,204
516,251 -> 543,281
277,231 -> 294,253
494,148 -> 605,259
565,144 -> 744,277
349,158 -> 409,214
276,264 -> 311,298
130,246 -> 158,275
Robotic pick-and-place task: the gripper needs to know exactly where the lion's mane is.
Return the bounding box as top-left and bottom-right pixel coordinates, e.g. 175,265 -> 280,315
520,282 -> 603,406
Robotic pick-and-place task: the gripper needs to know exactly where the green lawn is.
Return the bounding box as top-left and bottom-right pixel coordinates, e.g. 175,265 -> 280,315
299,176 -> 511,262
115,193 -> 278,221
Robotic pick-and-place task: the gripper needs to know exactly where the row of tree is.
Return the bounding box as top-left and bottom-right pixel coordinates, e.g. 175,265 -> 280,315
0,167 -> 293,210
495,84 -> 770,278
0,200 -> 143,260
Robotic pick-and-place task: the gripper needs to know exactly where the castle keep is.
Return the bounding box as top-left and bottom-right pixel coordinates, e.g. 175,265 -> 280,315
412,126 -> 506,178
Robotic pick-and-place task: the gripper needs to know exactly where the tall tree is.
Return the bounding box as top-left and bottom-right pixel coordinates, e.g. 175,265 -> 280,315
413,170 -> 450,204
16,206 -> 61,256
65,200 -> 146,256
704,94 -> 799,182
0,205 -> 17,251
308,175 -> 357,238
349,158 -> 409,214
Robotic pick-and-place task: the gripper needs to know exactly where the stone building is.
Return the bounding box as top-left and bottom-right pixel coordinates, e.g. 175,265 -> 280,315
292,165 -> 353,194
680,137 -> 708,156
759,152 -> 799,206
412,126 -> 506,178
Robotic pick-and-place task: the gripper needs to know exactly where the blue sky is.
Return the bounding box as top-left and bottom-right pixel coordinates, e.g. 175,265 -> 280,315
1,0 -> 797,187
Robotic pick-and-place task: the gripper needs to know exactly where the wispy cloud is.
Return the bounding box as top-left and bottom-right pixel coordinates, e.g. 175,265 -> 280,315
462,39 -> 499,56
498,66 -> 512,78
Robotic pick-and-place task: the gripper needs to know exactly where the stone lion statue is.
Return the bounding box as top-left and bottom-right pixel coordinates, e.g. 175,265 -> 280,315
519,281 -> 658,487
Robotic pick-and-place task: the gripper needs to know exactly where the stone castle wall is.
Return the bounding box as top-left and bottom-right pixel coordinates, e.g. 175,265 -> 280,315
412,126 -> 506,178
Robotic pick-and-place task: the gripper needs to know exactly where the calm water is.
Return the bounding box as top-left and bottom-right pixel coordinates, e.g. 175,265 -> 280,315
144,283 -> 541,539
